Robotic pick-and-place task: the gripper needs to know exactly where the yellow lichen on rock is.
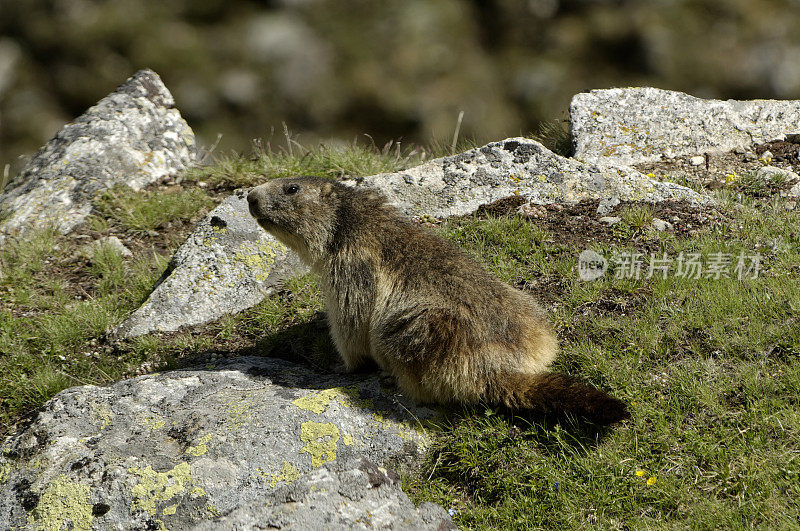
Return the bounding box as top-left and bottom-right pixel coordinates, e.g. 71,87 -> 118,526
225,399 -> 254,430
266,460 -> 302,488
292,387 -> 374,414
299,421 -> 341,467
185,433 -> 213,457
28,475 -> 93,531
142,414 -> 166,430
92,404 -> 114,430
0,461 -> 12,483
128,462 -> 197,517
232,240 -> 287,282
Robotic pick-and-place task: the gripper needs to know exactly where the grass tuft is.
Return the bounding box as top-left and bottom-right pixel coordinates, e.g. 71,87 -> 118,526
184,138 -> 430,190
91,186 -> 214,233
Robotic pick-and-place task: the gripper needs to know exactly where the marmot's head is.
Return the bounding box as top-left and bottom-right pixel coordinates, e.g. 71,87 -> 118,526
248,176 -> 341,266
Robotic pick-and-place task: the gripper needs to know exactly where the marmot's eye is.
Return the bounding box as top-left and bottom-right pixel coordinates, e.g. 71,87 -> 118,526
284,184 -> 300,195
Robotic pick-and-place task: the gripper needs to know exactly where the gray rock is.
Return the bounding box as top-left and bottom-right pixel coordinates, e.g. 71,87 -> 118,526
79,236 -> 133,259
756,165 -> 800,183
571,87 -> 800,164
194,457 -> 456,530
0,357 -> 438,530
651,218 -> 673,231
347,137 -> 706,218
0,70 -> 195,243
689,156 -> 705,166
789,182 -> 800,197
596,196 -> 620,216
599,216 -> 621,226
760,150 -> 774,162
114,190 -> 305,338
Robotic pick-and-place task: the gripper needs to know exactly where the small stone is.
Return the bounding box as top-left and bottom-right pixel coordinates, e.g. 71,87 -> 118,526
599,216 -> 621,226
757,165 -> 800,183
744,151 -> 757,161
789,182 -> 800,197
761,150 -> 774,162
596,196 -> 621,216
516,203 -> 547,219
689,156 -> 705,166
79,236 -> 133,259
651,218 -> 673,231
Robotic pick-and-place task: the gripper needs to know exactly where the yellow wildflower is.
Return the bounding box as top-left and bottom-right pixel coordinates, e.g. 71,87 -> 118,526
647,476 -> 657,485
635,470 -> 645,477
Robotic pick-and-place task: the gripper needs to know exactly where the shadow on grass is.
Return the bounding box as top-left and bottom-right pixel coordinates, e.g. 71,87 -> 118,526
163,314 -> 626,451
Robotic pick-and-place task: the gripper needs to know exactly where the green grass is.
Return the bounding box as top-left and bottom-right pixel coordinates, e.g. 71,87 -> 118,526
0,229 -> 172,428
92,186 -> 215,232
1,145 -> 799,528
735,169 -> 792,198
403,192 -> 800,529
529,119 -> 573,157
184,138 -> 429,189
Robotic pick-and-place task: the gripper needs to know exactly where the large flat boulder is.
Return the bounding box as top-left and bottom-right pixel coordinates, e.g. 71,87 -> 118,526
114,190 -> 305,338
194,457 -> 455,530
0,357 -> 438,530
348,137 -> 707,218
0,69 -> 195,242
570,87 -> 800,165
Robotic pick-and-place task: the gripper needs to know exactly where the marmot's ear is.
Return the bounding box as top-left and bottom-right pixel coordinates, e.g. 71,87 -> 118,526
319,181 -> 336,198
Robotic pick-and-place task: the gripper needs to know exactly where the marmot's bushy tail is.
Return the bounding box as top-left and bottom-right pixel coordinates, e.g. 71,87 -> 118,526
491,372 -> 629,425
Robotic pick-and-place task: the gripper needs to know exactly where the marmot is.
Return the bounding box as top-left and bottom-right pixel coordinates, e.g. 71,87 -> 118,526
247,176 -> 628,425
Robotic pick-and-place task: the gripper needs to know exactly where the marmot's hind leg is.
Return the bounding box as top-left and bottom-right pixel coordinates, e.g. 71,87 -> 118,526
373,307 -> 487,404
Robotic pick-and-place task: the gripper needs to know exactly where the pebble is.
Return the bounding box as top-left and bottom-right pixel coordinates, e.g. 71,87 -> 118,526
596,196 -> 620,216
651,218 -> 673,231
516,203 -> 547,219
757,165 -> 800,182
689,156 -> 705,166
761,150 -> 774,162
79,236 -> 133,258
599,216 -> 621,226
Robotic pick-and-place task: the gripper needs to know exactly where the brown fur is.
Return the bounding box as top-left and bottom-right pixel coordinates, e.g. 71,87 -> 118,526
247,176 -> 628,424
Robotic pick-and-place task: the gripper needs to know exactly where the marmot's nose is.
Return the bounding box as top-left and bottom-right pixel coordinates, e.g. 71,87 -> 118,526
247,189 -> 261,217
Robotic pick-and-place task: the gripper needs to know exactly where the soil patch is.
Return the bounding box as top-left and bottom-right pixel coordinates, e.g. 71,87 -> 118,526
635,139 -> 800,194
469,196 -> 729,254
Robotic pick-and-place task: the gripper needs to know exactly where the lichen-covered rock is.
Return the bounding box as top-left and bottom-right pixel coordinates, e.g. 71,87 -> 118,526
0,69 -> 194,242
0,357 -> 438,530
348,137 -> 707,218
571,87 -> 800,165
114,190 -> 305,338
194,457 -> 456,530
